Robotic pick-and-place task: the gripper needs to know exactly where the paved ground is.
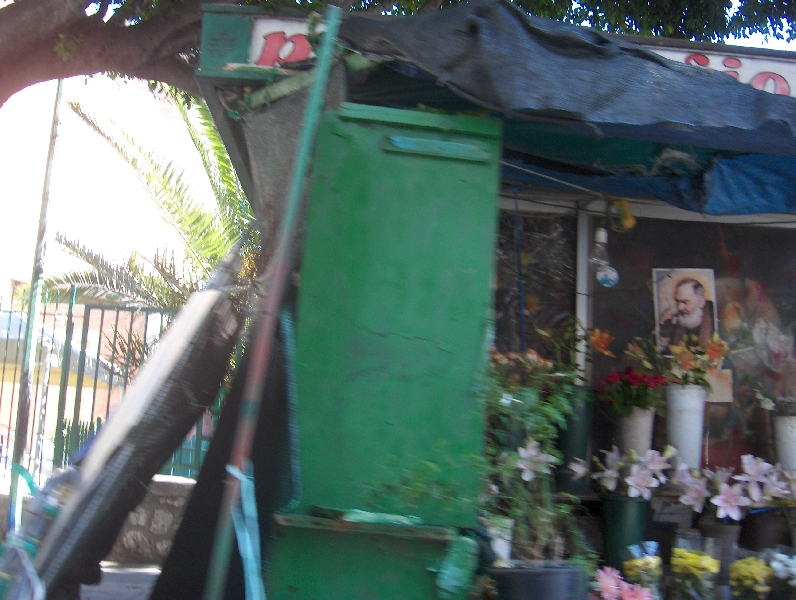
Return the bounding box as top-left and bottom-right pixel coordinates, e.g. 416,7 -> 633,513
80,564 -> 160,600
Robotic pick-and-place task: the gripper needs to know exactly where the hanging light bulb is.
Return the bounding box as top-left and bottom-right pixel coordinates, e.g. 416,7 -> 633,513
589,227 -> 619,288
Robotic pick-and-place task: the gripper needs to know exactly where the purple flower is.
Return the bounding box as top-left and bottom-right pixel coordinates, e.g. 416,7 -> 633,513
710,483 -> 752,521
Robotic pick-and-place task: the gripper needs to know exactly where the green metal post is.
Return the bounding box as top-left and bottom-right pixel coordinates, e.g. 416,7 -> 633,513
8,78 -> 63,536
202,8 -> 341,599
54,285 -> 76,468
68,313 -> 91,459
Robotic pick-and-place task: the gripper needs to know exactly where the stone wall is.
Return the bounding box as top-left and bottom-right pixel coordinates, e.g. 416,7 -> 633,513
0,475 -> 194,566
105,475 -> 194,565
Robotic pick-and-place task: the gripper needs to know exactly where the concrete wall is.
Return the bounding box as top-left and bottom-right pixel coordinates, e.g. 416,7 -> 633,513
105,475 -> 194,565
0,474 -> 194,566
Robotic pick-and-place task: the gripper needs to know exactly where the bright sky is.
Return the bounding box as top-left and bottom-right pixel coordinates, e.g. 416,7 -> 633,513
0,31 -> 795,304
0,76 -> 214,299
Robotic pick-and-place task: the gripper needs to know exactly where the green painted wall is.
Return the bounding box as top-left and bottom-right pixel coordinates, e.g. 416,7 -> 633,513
292,104 -> 502,528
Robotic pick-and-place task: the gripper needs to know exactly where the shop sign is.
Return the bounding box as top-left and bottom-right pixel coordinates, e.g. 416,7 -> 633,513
639,46 -> 796,96
244,17 -> 796,97
249,18 -> 326,68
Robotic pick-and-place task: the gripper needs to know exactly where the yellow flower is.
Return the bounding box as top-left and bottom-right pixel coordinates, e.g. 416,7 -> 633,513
671,548 -> 720,577
730,557 -> 772,599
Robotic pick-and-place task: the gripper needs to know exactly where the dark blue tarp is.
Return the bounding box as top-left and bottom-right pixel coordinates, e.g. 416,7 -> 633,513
502,155 -> 796,216
339,0 -> 796,215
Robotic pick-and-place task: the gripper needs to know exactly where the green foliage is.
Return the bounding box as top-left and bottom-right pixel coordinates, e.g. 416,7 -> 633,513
236,0 -> 796,42
45,87 -> 256,310
482,350 -> 594,563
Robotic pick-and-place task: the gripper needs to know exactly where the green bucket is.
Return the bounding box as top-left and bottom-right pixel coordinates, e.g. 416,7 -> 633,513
555,387 -> 593,495
602,494 -> 648,569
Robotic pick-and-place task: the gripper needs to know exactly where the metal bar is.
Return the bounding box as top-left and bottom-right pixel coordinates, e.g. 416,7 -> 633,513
193,416 -> 203,474
121,311 -> 134,392
53,286 -> 76,468
27,293 -> 49,472
514,198 -> 525,353
68,308 -> 91,460
9,78 -> 63,537
575,207 -> 591,380
202,9 -> 341,599
141,310 -> 150,365
89,308 -> 105,420
7,293 -> 26,473
34,292 -> 60,484
0,305 -> 14,443
106,309 -> 120,420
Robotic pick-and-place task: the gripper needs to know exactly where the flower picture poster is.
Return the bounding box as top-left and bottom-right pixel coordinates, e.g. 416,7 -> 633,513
653,268 -> 718,353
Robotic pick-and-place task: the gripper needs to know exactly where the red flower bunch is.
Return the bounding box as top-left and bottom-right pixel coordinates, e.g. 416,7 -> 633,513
602,367 -> 666,416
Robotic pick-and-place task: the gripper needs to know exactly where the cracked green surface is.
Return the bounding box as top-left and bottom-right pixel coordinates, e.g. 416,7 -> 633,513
293,105 -> 502,527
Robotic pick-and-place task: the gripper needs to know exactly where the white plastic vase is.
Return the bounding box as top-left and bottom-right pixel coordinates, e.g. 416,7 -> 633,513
484,516 -> 514,564
775,416 -> 796,471
665,385 -> 707,469
618,407 -> 655,457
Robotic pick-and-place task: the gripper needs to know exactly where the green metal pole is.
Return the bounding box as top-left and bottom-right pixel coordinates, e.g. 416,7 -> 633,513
54,285 -> 77,468
8,78 -> 63,537
202,8 -> 341,599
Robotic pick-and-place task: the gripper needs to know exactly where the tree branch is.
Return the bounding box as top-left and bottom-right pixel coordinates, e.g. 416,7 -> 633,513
0,0 -> 215,106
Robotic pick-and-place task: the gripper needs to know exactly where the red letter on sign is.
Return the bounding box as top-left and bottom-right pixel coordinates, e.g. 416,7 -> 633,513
685,54 -> 709,67
256,32 -> 313,67
750,72 -> 790,95
257,32 -> 286,67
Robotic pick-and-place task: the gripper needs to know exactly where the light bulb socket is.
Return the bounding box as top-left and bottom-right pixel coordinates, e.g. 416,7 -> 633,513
594,227 -> 608,244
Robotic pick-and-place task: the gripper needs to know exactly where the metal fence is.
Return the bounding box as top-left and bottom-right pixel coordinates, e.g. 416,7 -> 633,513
0,288 -> 216,488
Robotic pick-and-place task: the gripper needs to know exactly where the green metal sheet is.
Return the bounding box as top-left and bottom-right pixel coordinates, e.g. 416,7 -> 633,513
293,104 -> 501,528
266,517 -> 457,600
197,11 -> 251,74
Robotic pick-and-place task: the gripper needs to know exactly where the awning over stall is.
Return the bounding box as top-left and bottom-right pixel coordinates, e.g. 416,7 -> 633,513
338,0 -> 796,215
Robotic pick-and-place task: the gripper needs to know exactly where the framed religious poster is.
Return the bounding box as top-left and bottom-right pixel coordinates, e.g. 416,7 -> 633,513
653,268 -> 718,352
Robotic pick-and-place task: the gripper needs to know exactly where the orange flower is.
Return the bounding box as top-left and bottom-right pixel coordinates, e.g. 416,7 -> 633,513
669,343 -> 696,371
706,339 -> 730,363
589,329 -> 615,357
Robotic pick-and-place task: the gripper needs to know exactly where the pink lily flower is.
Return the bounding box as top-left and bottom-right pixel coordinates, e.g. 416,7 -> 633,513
625,464 -> 660,500
710,483 -> 752,521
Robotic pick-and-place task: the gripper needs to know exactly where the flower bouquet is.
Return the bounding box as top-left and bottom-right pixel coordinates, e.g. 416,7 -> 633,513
674,455 -> 791,522
602,367 -> 667,417
767,550 -> 796,600
571,447 -> 674,569
624,334 -> 730,389
671,547 -> 721,600
601,367 -> 667,455
730,556 -> 773,600
571,446 -> 675,500
592,566 -> 654,600
623,542 -> 662,600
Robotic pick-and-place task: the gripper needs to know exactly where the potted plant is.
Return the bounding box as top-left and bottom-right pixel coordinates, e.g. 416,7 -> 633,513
674,454 -> 789,582
766,549 -> 796,600
625,334 -> 730,469
482,348 -> 596,599
601,367 -> 667,456
729,555 -> 773,600
539,321 -> 615,494
570,446 -> 674,569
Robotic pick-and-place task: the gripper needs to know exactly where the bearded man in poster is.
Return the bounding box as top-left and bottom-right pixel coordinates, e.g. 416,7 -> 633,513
658,277 -> 716,349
